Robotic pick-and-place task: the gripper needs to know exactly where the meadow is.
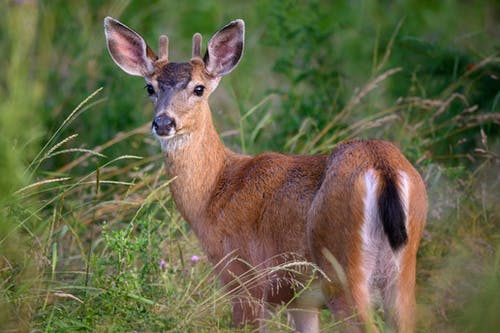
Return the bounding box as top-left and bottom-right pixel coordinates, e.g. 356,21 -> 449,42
0,0 -> 498,332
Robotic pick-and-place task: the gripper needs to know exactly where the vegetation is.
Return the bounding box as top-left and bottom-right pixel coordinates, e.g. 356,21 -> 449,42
1,0 -> 498,331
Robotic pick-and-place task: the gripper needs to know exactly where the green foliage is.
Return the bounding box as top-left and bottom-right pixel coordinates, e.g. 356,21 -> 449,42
261,0 -> 344,151
0,0 -> 498,332
260,0 -> 499,160
40,217 -> 169,331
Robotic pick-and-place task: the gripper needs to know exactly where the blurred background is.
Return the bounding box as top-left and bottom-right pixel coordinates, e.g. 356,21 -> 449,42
0,0 -> 498,331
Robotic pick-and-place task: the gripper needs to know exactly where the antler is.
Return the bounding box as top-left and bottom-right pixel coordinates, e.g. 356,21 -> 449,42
192,33 -> 202,58
158,35 -> 169,62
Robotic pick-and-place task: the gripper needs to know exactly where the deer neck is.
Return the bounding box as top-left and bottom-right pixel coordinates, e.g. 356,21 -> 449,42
161,109 -> 230,225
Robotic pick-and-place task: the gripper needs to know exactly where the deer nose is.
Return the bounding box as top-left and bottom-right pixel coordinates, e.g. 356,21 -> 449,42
152,115 -> 176,136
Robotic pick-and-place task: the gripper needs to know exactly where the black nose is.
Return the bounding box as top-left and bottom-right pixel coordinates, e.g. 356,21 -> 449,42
152,115 -> 176,136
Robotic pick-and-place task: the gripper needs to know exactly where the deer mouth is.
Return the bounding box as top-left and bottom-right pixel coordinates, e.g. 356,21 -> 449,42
152,126 -> 176,139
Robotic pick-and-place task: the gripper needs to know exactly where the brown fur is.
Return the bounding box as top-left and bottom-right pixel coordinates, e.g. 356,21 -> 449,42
104,17 -> 427,333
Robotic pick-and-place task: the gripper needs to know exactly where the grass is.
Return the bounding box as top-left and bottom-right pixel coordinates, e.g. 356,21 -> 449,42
1,0 -> 499,332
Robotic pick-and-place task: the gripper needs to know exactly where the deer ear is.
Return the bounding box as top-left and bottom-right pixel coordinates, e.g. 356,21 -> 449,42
104,16 -> 157,76
204,19 -> 244,77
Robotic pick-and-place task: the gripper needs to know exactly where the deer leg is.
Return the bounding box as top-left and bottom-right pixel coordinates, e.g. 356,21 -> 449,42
381,248 -> 417,333
287,307 -> 320,333
231,295 -> 265,329
324,282 -> 378,333
220,261 -> 266,330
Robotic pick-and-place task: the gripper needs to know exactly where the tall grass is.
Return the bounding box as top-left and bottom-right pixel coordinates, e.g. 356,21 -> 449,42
0,0 -> 498,332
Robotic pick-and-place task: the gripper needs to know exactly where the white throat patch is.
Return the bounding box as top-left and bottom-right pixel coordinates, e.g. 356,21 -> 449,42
156,133 -> 191,152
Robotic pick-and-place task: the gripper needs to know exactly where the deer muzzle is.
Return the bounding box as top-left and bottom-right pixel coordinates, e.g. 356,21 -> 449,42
152,115 -> 176,137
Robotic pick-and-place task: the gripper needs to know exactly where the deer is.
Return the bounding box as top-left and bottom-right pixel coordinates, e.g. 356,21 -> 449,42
104,17 -> 427,333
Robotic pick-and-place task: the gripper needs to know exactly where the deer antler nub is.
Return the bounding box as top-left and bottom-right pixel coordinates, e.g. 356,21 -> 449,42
158,35 -> 169,62
192,33 -> 202,59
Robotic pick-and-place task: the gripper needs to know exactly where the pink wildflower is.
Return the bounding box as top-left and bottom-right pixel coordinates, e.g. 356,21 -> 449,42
159,259 -> 167,271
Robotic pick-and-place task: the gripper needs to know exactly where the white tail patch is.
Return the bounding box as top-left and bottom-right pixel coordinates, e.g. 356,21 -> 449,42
398,170 -> 410,229
361,169 -> 406,301
360,170 -> 382,288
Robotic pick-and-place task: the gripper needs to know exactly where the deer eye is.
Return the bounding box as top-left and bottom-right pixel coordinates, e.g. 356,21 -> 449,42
145,84 -> 155,96
193,85 -> 205,97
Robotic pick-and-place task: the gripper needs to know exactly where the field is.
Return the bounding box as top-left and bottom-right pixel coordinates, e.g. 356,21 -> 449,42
1,0 -> 499,332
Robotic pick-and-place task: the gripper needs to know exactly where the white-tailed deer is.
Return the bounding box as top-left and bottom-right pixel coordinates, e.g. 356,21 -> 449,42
104,17 -> 427,333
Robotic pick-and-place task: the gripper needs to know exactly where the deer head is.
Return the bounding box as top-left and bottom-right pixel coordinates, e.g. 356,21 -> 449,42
104,17 -> 244,151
